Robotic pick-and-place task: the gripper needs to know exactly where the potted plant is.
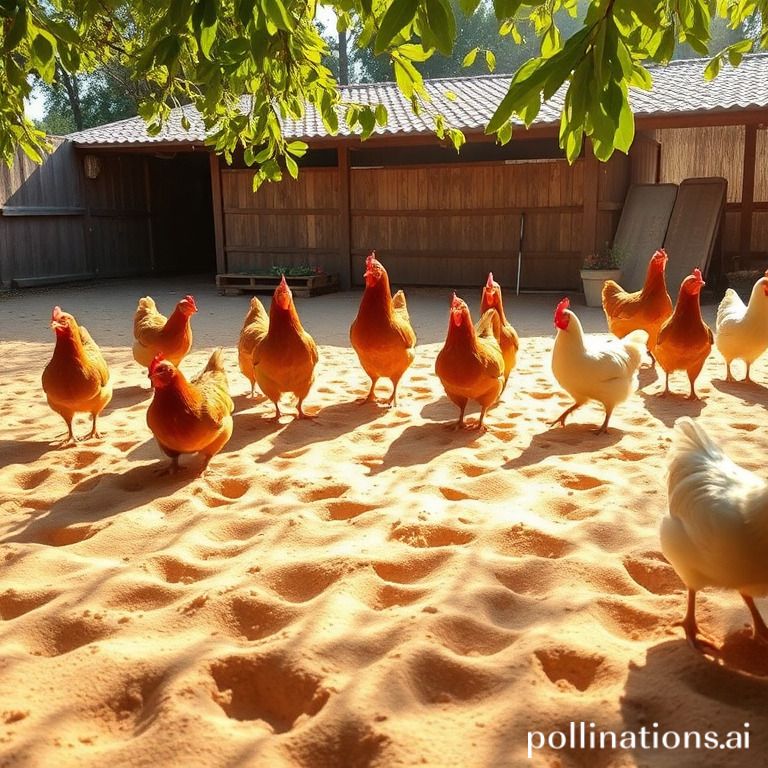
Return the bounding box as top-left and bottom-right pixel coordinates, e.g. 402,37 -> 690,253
580,243 -> 624,308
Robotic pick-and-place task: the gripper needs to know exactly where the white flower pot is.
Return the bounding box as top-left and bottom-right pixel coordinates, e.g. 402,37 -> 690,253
580,269 -> 621,308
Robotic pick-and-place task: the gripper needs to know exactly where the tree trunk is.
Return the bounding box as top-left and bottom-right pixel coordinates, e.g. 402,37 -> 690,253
338,29 -> 348,85
57,65 -> 84,131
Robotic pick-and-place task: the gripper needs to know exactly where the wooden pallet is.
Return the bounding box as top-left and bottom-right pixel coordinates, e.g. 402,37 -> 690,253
216,272 -> 339,297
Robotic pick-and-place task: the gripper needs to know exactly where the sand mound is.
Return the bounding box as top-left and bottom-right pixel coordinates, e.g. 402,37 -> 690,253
1,283 -> 768,766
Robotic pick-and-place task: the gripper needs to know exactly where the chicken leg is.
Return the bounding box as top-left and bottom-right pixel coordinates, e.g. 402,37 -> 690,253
680,589 -> 719,655
550,402 -> 582,428
742,594 -> 768,644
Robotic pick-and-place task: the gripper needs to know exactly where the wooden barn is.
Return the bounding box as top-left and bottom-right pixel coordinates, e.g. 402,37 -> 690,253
2,53 -> 768,292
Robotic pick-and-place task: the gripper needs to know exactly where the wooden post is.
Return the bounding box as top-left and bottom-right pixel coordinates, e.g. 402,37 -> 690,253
582,139 -> 600,262
739,122 -> 757,268
209,151 -> 226,275
338,144 -> 352,289
143,156 -> 155,272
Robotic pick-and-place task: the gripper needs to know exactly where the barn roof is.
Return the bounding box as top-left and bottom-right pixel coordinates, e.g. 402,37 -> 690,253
68,52 -> 768,147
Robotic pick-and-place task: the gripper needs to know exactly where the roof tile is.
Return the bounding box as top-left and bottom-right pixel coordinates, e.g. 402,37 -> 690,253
67,53 -> 768,146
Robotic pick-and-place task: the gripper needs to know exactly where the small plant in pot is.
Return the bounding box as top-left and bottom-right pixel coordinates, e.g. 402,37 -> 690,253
580,244 -> 625,307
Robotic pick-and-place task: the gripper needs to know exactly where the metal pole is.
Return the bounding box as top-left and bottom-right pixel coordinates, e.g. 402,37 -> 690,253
516,212 -> 525,296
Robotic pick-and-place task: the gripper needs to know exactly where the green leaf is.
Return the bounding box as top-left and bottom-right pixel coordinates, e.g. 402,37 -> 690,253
254,145 -> 272,163
726,38 -> 753,66
462,47 -> 478,67
703,55 -> 721,81
154,35 -> 181,68
446,127 -> 465,152
393,58 -> 415,99
460,0 -> 482,14
615,91 -> 635,153
374,0 -> 419,55
286,140 -> 308,157
444,89 -> 457,101
629,62 -> 652,90
485,49 -> 496,72
493,0 -> 523,21
47,19 -> 80,46
59,44 -> 81,72
4,3 -> 27,52
359,106 -> 376,139
31,33 -> 55,83
374,103 -> 388,126
497,121 -> 512,145
423,0 -> 455,56
655,27 -> 675,63
261,0 -> 294,32
285,154 -> 299,179
398,43 -> 433,62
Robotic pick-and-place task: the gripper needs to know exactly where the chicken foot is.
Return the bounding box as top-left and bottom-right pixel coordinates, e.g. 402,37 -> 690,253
85,413 -> 103,440
593,408 -> 613,435
296,398 -> 315,420
741,594 -> 768,644
679,589 -> 719,655
550,402 -> 581,428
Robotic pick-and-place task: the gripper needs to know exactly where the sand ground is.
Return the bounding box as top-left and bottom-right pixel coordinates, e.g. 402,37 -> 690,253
1,275 -> 767,768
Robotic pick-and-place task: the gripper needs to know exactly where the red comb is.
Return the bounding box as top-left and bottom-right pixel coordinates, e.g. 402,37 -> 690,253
486,272 -> 495,289
366,250 -> 376,266
555,297 -> 570,318
693,268 -> 702,280
653,248 -> 667,259
149,353 -> 165,377
279,274 -> 288,287
51,306 -> 63,322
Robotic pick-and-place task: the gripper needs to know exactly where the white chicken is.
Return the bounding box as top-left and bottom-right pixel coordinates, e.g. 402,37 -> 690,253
550,297 -> 647,434
714,270 -> 768,382
662,417 -> 768,653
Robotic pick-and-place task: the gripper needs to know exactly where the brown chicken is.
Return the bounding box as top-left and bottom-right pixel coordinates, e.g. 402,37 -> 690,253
601,248 -> 673,354
133,294 -> 197,369
42,306 -> 113,443
480,272 -> 519,392
254,275 -> 319,419
654,268 -> 714,399
435,294 -> 504,430
350,251 -> 417,406
147,349 -> 234,473
238,297 -> 269,397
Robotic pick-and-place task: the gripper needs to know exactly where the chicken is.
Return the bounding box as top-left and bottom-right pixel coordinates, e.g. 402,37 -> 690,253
253,275 -> 318,420
238,296 -> 269,397
42,306 -> 113,443
662,416 -> 768,653
434,294 -> 504,430
349,251 -> 417,406
601,248 -> 673,355
653,269 -> 713,399
146,349 -> 234,473
550,297 -> 646,434
132,294 -> 197,369
480,272 -> 519,393
714,270 -> 768,382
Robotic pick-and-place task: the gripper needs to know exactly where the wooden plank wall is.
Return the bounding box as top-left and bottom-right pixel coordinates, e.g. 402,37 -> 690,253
750,127 -> 768,260
596,151 -> 630,256
349,160 -> 585,290
83,153 -> 151,277
220,168 -> 342,275
0,139 -> 87,286
656,125 -> 745,265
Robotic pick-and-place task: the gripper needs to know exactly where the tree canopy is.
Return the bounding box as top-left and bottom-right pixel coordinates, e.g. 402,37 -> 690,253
1,0 -> 766,184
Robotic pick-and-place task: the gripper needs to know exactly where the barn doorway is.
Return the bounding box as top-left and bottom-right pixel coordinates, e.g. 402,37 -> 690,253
147,151 -> 215,275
